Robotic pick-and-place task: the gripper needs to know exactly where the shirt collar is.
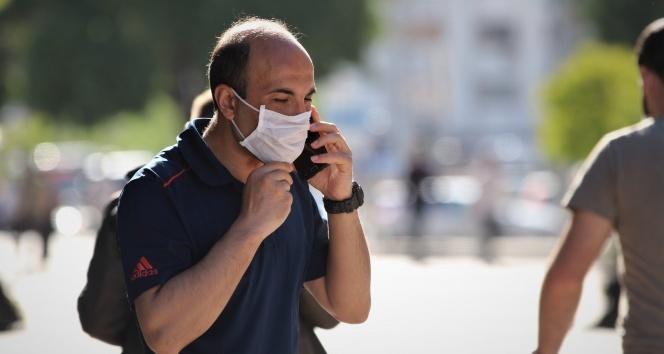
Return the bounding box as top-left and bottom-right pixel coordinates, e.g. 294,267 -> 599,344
177,118 -> 235,187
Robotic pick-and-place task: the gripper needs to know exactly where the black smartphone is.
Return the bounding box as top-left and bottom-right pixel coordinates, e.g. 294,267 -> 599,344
294,117 -> 329,180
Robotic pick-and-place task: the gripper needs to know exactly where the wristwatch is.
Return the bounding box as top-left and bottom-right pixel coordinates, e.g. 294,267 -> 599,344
323,182 -> 364,214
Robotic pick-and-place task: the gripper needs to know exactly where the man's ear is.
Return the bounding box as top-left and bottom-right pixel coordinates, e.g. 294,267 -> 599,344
214,85 -> 237,121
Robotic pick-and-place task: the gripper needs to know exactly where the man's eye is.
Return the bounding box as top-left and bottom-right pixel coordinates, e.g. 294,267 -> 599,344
273,98 -> 288,103
304,97 -> 313,102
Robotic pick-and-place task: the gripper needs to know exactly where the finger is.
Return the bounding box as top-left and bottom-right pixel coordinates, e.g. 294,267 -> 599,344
311,105 -> 321,123
309,121 -> 339,134
283,192 -> 294,206
269,170 -> 294,186
311,152 -> 352,166
276,180 -> 292,192
261,162 -> 295,173
311,132 -> 350,152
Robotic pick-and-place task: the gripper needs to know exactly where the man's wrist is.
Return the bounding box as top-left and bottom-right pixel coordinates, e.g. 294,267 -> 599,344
324,182 -> 364,214
324,183 -> 353,201
230,216 -> 267,247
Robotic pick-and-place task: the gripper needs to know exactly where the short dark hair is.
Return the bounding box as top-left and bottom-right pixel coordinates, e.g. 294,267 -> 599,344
636,18 -> 664,80
207,17 -> 298,112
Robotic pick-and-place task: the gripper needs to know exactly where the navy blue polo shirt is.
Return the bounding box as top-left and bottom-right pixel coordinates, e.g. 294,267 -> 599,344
117,118 -> 329,354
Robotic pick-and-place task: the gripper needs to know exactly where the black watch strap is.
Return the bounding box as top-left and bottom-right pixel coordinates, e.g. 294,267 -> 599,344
323,182 -> 364,214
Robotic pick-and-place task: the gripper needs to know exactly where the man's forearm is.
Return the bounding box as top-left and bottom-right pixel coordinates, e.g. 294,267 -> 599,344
537,272 -> 583,354
536,210 -> 612,354
325,210 -> 371,323
135,221 -> 262,353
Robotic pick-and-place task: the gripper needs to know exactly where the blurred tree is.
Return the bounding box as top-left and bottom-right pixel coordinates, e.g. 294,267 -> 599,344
539,44 -> 642,163
0,1 -> 154,125
89,94 -> 184,152
581,0 -> 664,45
0,0 -> 372,125
122,0 -> 372,116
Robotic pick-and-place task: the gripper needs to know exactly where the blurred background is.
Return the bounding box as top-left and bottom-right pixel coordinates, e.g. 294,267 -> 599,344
0,0 -> 661,353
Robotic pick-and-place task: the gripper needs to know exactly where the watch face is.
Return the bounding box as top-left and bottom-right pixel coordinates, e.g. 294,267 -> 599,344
355,183 -> 364,204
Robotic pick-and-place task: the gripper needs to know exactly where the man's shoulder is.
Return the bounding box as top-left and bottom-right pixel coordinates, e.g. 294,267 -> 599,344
119,145 -> 189,206
601,118 -> 657,149
128,145 -> 188,186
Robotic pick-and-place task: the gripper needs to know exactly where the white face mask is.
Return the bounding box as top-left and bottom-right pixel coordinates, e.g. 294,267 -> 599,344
230,89 -> 311,163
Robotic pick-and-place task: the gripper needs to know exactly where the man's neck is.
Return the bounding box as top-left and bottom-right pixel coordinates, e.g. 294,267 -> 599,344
202,117 -> 262,184
648,96 -> 664,118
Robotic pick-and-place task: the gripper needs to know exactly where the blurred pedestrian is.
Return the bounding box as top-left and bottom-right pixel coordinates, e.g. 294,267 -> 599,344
9,165 -> 57,262
78,179 -> 144,354
0,281 -> 22,331
536,18 -> 664,354
299,289 -> 340,354
189,90 -> 215,121
405,150 -> 433,260
595,239 -> 622,329
473,152 -> 502,261
407,152 -> 430,238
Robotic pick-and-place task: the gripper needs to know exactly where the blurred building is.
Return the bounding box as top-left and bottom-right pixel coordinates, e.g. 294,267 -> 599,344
318,0 -> 581,237
321,0 -> 583,173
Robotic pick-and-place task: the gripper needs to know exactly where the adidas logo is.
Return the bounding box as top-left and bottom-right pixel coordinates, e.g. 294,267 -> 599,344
131,256 -> 159,281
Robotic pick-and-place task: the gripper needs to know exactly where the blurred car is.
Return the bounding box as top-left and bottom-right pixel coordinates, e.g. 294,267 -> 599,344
3,142 -> 152,237
365,167 -> 567,238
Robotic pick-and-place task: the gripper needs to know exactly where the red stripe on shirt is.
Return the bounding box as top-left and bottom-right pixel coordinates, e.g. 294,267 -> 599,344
162,168 -> 191,188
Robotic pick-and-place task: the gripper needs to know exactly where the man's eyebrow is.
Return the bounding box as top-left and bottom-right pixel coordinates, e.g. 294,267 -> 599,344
269,88 -> 295,95
268,87 -> 317,96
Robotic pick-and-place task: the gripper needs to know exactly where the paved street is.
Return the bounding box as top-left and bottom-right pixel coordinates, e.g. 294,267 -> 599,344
0,232 -> 621,354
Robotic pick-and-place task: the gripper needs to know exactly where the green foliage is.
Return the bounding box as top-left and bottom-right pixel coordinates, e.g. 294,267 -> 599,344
28,7 -> 153,126
1,113 -> 61,151
1,94 -> 183,153
539,43 -> 642,163
581,0 -> 664,45
89,94 -> 184,152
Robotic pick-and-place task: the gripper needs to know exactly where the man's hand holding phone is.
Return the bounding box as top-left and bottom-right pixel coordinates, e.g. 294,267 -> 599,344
306,106 -> 354,201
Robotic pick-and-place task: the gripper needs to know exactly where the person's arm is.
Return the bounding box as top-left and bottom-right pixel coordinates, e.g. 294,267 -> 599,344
124,163 -> 295,354
536,209 -> 612,354
299,287 -> 339,330
305,209 -> 371,324
134,222 -> 261,354
304,107 -> 371,324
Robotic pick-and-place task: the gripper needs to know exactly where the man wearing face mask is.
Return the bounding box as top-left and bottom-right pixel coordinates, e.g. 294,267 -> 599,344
116,17 -> 371,354
536,18 -> 664,354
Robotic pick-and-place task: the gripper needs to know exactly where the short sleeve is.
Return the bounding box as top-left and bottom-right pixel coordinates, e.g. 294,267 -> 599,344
117,175 -> 193,303
562,136 -> 618,225
304,193 -> 329,282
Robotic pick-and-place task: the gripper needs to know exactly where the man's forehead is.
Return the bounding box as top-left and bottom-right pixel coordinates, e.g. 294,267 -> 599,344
247,37 -> 315,92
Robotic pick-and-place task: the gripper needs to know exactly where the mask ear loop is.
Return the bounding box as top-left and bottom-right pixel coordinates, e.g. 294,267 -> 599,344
229,88 -> 260,141
231,119 -> 247,140
230,88 -> 260,112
